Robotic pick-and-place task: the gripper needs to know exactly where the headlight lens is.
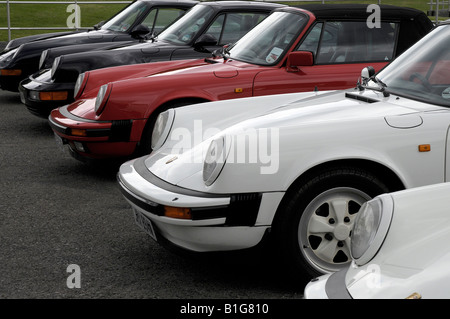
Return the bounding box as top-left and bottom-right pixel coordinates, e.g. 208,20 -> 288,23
50,56 -> 61,79
94,84 -> 111,115
73,72 -> 88,99
351,195 -> 393,265
151,109 -> 175,151
0,48 -> 18,63
203,136 -> 229,186
39,50 -> 48,69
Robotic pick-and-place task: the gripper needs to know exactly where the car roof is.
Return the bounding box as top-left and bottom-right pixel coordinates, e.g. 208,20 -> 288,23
196,1 -> 285,10
139,0 -> 198,4
278,4 -> 430,21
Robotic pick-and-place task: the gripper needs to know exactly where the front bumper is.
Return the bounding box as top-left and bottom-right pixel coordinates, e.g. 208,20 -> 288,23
0,73 -> 23,92
303,269 -> 352,299
19,69 -> 74,118
117,156 -> 273,252
48,104 -> 141,160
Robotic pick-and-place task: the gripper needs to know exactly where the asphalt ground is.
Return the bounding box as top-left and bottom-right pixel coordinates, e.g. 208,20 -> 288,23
0,89 -> 305,305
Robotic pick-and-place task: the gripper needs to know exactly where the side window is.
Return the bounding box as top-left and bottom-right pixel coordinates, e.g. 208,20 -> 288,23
141,9 -> 157,31
204,12 -> 270,46
316,21 -> 398,64
204,14 -> 225,44
297,23 -> 323,57
220,13 -> 268,45
141,8 -> 187,35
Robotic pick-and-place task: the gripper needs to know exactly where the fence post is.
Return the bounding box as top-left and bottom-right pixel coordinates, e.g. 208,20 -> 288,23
7,0 -> 11,41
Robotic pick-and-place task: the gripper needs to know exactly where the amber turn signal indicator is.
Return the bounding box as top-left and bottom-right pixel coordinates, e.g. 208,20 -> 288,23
71,128 -> 87,137
418,144 -> 431,152
39,91 -> 68,101
164,206 -> 192,219
0,69 -> 21,76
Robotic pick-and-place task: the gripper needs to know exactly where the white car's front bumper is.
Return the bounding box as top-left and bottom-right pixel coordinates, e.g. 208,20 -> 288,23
117,157 -> 283,252
303,270 -> 352,299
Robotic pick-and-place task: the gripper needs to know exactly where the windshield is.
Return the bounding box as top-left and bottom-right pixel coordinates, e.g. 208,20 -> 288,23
228,11 -> 308,66
101,1 -> 148,32
158,5 -> 214,44
376,24 -> 450,107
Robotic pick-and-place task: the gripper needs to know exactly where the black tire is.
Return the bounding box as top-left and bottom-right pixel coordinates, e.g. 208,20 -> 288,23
271,166 -> 390,283
137,101 -> 201,156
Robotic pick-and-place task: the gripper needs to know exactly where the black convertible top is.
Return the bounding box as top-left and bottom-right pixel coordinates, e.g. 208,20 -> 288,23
289,4 -> 430,21
279,4 -> 433,57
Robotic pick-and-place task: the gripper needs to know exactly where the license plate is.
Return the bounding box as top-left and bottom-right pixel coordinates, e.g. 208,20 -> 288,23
133,208 -> 157,241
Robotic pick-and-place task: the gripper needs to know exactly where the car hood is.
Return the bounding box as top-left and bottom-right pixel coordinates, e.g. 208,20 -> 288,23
2,29 -> 127,67
145,88 -> 441,192
79,57 -> 252,99
3,31 -> 84,51
79,58 -> 213,99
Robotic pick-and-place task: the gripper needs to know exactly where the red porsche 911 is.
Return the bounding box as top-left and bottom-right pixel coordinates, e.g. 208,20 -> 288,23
48,4 -> 433,162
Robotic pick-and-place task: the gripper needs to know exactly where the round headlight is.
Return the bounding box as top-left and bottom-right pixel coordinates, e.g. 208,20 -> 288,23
151,109 -> 175,151
351,195 -> 393,265
203,136 -> 229,186
0,48 -> 18,63
94,84 -> 111,115
39,50 -> 48,69
73,72 -> 88,99
50,56 -> 61,79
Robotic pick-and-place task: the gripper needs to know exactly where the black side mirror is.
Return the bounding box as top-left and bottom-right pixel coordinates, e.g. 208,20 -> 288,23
130,24 -> 151,40
93,21 -> 105,30
193,34 -> 218,53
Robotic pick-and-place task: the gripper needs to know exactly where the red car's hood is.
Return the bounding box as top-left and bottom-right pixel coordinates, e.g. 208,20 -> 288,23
81,58 -> 211,98
81,58 -> 253,98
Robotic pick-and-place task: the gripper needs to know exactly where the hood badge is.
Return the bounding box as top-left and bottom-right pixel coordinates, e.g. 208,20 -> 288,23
166,156 -> 178,164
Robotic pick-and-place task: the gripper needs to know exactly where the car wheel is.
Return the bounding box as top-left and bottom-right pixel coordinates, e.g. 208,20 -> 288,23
272,166 -> 390,282
137,101 -> 204,156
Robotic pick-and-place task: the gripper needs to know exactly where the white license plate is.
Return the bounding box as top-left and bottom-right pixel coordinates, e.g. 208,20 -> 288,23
133,208 -> 157,241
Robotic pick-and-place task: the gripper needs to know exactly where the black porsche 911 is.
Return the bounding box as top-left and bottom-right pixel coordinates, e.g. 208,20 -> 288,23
19,0 -> 286,118
0,0 -> 198,92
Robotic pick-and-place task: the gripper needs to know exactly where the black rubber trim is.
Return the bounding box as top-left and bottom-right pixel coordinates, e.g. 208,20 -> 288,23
325,268 -> 353,299
133,156 -> 230,199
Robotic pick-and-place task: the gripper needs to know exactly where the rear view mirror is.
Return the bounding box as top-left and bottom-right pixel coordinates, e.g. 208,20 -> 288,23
286,51 -> 313,72
130,24 -> 151,40
361,66 -> 376,84
194,34 -> 218,53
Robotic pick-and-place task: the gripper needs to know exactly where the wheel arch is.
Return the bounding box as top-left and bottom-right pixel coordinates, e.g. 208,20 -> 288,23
136,97 -> 211,155
274,158 -> 405,222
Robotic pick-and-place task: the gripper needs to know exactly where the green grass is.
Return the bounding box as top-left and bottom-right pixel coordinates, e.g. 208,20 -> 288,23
0,0 -> 446,42
0,0 -> 128,41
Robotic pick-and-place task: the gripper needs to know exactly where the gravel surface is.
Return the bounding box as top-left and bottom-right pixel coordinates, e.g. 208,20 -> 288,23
0,90 -> 305,302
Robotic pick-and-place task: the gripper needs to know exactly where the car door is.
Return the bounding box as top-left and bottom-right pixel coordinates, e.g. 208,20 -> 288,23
253,20 -> 399,96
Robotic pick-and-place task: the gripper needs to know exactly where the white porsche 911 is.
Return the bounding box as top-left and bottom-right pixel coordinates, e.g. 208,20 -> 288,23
303,182 -> 450,299
117,21 -> 450,282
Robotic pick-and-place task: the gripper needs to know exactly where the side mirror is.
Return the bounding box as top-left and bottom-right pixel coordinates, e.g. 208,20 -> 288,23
361,66 -> 376,84
193,34 -> 218,52
130,24 -> 151,40
93,21 -> 105,30
286,51 -> 313,72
